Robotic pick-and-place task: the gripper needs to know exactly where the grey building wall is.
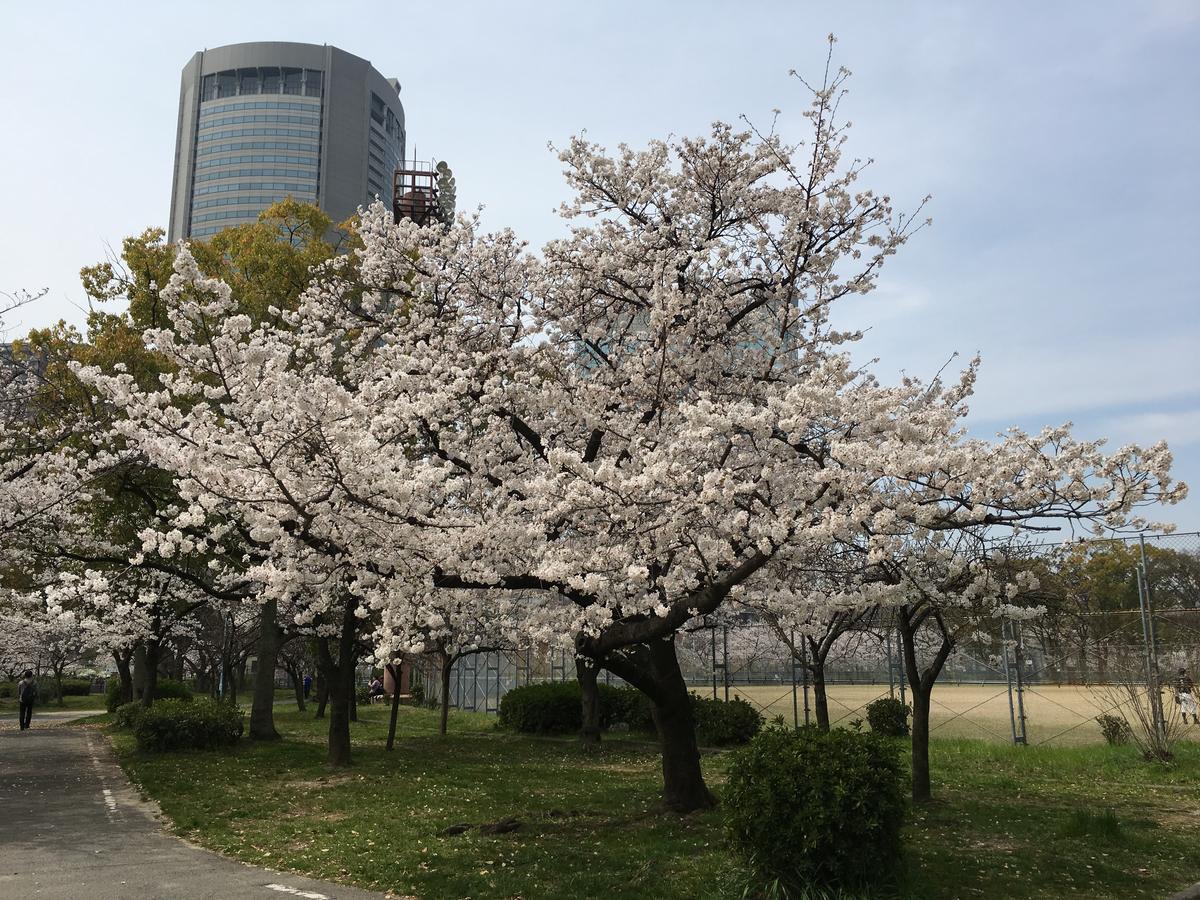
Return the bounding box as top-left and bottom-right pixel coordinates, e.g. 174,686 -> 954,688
168,42 -> 404,242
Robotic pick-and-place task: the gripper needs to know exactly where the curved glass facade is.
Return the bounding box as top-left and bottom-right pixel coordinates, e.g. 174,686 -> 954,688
188,79 -> 322,232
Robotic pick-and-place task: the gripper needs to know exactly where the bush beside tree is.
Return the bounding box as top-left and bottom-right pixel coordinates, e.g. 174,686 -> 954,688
724,723 -> 907,894
131,698 -> 243,752
1095,713 -> 1132,746
499,681 -> 586,734
498,681 -> 761,745
866,697 -> 911,737
113,701 -> 144,730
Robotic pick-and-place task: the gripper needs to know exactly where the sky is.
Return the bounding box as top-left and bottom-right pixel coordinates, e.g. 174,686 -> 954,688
1,1 -> 1197,532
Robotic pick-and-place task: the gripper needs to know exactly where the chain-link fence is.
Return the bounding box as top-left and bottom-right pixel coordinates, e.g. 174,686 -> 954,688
417,531 -> 1200,747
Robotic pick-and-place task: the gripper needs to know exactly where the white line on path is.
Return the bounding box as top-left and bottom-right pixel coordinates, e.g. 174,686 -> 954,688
86,734 -> 120,822
264,885 -> 330,899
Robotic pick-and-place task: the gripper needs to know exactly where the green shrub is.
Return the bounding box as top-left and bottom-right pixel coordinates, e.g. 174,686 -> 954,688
0,682 -> 14,699
725,723 -> 907,894
1096,714 -> 1132,746
499,681 -> 583,733
408,683 -> 425,706
132,698 -> 243,752
56,678 -> 94,697
113,701 -> 145,730
498,681 -> 652,734
498,680 -> 760,744
865,697 -> 911,737
691,694 -> 763,746
106,677 -> 193,712
599,684 -> 654,731
154,678 -> 194,702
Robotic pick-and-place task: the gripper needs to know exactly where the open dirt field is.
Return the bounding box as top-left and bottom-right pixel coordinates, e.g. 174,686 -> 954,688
707,682 -> 1200,746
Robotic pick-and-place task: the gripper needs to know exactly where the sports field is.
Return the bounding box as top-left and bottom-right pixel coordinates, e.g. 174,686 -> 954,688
705,682 -> 1200,746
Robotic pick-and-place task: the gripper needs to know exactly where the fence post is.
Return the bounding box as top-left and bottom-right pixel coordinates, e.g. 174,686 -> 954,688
1003,620 -> 1028,745
887,618 -> 896,700
1139,535 -> 1167,737
790,627 -> 800,729
1004,620 -> 1018,744
722,624 -> 730,702
1136,563 -> 1165,742
801,639 -> 810,726
710,619 -> 718,700
455,655 -> 462,711
1013,621 -> 1028,744
486,651 -> 500,714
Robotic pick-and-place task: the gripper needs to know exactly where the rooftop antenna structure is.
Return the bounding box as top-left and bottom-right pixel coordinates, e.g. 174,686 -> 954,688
392,154 -> 440,226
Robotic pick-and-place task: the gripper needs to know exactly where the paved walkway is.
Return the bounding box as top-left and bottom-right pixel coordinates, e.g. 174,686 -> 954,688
0,707 -> 106,730
0,723 -> 387,899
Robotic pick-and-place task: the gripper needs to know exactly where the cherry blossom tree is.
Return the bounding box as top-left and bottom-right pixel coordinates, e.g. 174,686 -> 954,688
76,53 -> 1185,812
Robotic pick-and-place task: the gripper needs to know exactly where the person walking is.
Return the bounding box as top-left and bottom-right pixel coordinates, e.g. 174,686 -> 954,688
17,670 -> 38,731
1176,667 -> 1197,725
303,673 -> 312,699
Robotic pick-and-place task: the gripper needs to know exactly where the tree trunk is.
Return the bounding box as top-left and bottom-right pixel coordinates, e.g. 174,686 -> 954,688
318,628 -> 353,768
133,642 -> 147,701
286,664 -> 306,712
326,677 -> 352,767
113,650 -> 134,705
910,685 -> 933,803
221,650 -> 238,704
576,656 -> 602,748
53,663 -> 65,707
896,604 -> 955,804
602,638 -> 716,813
439,651 -> 454,736
314,672 -> 328,719
810,661 -> 830,731
139,640 -> 161,709
249,598 -> 282,740
385,663 -> 402,751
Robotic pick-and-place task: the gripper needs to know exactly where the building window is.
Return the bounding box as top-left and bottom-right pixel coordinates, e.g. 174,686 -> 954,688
199,99 -> 320,116
260,67 -> 280,94
304,69 -> 323,98
370,92 -> 385,125
282,68 -> 303,95
238,69 -> 259,95
216,70 -> 237,98
201,74 -> 216,101
196,153 -> 319,169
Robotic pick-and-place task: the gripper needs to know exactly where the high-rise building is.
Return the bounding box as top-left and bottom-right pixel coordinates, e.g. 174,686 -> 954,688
168,41 -> 405,242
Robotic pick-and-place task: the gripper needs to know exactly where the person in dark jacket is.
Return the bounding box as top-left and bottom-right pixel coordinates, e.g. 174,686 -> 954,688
17,670 -> 38,730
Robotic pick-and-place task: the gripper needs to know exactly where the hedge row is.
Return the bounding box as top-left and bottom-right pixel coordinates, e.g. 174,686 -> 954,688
0,678 -> 94,700
115,698 -> 243,752
105,677 -> 192,712
497,681 -> 762,746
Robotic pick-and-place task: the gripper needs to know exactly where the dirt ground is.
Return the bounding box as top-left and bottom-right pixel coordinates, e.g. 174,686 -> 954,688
711,682 -> 1200,746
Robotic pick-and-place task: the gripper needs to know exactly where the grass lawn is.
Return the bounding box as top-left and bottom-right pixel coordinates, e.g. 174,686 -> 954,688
106,703 -> 1200,899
